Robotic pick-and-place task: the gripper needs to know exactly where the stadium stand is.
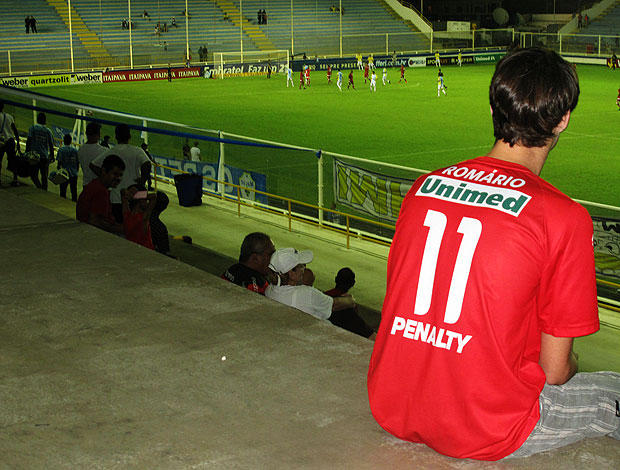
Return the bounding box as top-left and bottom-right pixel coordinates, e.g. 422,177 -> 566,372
230,0 -> 428,55
0,0 -> 92,74
578,2 -> 620,36
1,0 -> 428,74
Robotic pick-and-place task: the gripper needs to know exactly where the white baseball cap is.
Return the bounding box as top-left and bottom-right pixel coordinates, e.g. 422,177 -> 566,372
269,248 -> 313,274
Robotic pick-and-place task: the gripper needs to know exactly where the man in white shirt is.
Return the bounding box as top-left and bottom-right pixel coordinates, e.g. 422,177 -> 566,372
265,248 -> 355,320
90,124 -> 151,223
190,141 -> 201,161
78,122 -> 106,188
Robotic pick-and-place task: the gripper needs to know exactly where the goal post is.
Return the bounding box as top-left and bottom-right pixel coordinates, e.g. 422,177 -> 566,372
213,50 -> 290,79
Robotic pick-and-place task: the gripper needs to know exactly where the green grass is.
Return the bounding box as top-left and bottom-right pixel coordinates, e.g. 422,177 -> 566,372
18,63 -> 620,209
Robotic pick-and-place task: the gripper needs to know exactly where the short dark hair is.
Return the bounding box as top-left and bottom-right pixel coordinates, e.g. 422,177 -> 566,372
63,134 -> 72,145
489,48 -> 579,148
153,191 -> 169,214
85,121 -> 101,137
239,232 -> 271,263
37,112 -> 46,124
115,123 -> 131,142
101,154 -> 125,172
335,267 -> 355,292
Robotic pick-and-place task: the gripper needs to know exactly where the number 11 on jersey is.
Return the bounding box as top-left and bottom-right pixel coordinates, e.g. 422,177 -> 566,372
414,209 -> 482,324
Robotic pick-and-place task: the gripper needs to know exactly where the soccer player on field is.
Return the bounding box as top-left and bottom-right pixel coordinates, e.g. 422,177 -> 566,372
617,87 -> 620,110
435,51 -> 441,67
398,64 -> 407,84
368,54 -> 375,70
356,53 -> 363,70
437,69 -> 447,97
286,67 -> 294,87
382,68 -> 389,85
305,66 -> 311,86
299,69 -> 305,89
364,63 -> 369,83
327,65 -> 332,84
368,47 -> 620,461
347,70 -> 355,90
457,50 -> 462,67
370,70 -> 377,92
337,70 -> 343,91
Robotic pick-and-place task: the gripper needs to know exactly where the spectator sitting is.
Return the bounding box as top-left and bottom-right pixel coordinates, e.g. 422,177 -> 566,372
101,135 -> 111,148
76,154 -> 125,234
265,248 -> 356,321
121,185 -> 156,250
223,12 -> 230,22
142,10 -> 150,20
222,232 -> 275,295
171,17 -> 177,27
56,134 -> 79,202
325,268 -> 375,339
150,191 -> 172,256
78,122 -> 106,189
90,123 -> 152,224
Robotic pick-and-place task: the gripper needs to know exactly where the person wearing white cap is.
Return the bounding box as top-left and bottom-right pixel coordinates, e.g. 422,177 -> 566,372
265,248 -> 355,320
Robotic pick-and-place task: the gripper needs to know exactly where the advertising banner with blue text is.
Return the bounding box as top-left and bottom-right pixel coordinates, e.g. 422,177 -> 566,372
153,156 -> 267,205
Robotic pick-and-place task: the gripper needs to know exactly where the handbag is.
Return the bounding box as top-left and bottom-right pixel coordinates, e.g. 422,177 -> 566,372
49,168 -> 70,185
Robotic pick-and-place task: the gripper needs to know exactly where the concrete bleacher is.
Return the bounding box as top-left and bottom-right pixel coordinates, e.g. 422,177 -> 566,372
2,163 -> 620,468
231,0 -> 427,56
579,2 -> 620,36
1,0 -> 428,75
0,0 -> 91,74
71,0 -> 259,67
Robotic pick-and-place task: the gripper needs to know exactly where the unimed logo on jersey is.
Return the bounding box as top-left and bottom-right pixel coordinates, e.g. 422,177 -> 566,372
416,175 -> 531,216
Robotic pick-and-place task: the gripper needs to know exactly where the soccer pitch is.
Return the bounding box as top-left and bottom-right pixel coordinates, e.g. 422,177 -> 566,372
36,63 -> 620,208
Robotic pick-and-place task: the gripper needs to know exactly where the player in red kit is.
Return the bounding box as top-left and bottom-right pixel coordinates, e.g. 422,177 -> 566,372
364,63 -> 369,83
327,65 -> 332,84
368,48 -> 620,461
304,66 -> 310,86
347,70 -> 355,90
299,69 -> 305,89
398,64 -> 407,83
617,87 -> 620,110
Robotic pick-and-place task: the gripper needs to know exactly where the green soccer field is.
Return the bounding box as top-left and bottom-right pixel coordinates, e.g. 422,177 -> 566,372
29,63 -> 620,209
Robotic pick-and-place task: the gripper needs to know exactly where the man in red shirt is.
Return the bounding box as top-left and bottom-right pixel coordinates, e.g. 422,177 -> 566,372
398,64 -> 407,83
368,48 -> 620,460
347,70 -> 355,90
76,154 -> 125,234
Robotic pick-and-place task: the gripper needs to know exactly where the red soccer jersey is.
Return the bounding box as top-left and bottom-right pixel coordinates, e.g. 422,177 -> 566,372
400,65 -> 405,77
368,156 -> 599,460
76,178 -> 114,225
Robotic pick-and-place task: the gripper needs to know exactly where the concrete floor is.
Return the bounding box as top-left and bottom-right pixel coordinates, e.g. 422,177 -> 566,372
1,174 -> 619,469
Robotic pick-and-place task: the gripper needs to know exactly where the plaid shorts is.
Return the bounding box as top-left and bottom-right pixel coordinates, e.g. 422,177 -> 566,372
507,371 -> 620,458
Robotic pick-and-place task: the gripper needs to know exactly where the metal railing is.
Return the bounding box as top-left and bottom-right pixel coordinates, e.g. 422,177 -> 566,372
153,162 -> 395,250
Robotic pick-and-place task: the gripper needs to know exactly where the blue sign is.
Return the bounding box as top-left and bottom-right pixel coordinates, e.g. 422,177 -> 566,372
153,156 -> 268,205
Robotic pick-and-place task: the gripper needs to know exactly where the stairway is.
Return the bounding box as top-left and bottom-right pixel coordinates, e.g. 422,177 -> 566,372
212,0 -> 277,51
376,0 -> 420,33
46,0 -> 119,67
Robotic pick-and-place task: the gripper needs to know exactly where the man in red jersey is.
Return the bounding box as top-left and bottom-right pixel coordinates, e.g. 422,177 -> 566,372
347,70 -> 355,90
76,154 -> 125,234
368,48 -> 620,460
398,64 -> 407,83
